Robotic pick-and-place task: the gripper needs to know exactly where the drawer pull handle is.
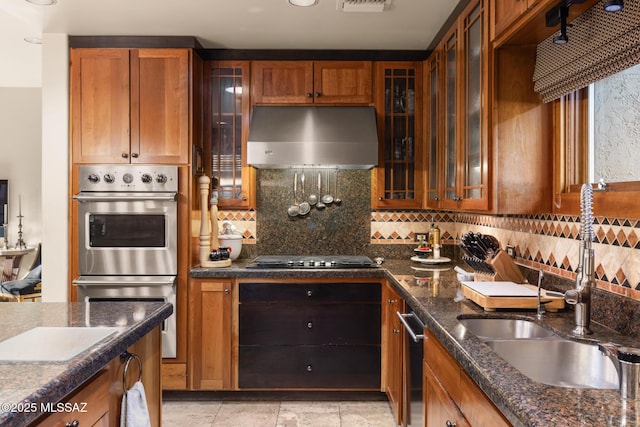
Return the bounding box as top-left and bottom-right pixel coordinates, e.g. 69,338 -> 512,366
306,364 -> 313,372
306,290 -> 313,297
307,321 -> 313,329
397,311 -> 425,342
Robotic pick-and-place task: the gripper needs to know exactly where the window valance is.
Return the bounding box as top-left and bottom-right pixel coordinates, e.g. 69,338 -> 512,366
533,0 -> 640,102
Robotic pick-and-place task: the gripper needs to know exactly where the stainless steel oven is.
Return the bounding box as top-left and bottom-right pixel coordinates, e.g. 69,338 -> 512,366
73,165 -> 179,358
74,165 -> 178,276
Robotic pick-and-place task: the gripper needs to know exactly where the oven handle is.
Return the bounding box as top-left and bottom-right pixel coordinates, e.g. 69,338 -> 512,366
397,311 -> 425,342
73,278 -> 176,287
73,192 -> 177,202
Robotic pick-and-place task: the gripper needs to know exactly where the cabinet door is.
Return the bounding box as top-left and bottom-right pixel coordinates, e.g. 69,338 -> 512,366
37,369 -> 110,427
382,283 -> 404,425
373,62 -> 423,209
425,51 -> 442,208
492,0 -> 528,39
206,61 -> 254,208
424,362 -> 471,427
313,61 -> 372,104
189,280 -> 232,390
131,49 -> 190,164
440,0 -> 489,211
70,48 -> 131,164
251,61 -> 314,104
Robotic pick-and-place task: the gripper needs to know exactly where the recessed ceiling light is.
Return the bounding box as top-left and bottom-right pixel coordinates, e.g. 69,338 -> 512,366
24,36 -> 43,44
288,0 -> 318,6
25,0 -> 57,5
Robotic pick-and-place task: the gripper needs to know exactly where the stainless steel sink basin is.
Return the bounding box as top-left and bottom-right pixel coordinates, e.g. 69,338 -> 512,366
458,317 -> 558,340
487,339 -> 619,389
458,317 -> 618,389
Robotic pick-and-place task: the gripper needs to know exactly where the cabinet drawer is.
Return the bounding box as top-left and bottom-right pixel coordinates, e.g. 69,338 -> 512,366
239,303 -> 381,345
239,345 -> 381,388
240,282 -> 381,303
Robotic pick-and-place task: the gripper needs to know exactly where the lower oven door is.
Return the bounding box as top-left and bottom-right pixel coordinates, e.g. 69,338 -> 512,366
73,275 -> 176,358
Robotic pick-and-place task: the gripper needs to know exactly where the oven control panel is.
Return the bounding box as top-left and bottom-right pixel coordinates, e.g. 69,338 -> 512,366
78,165 -> 178,192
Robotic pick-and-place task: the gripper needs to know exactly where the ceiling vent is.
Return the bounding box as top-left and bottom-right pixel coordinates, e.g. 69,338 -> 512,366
336,0 -> 392,12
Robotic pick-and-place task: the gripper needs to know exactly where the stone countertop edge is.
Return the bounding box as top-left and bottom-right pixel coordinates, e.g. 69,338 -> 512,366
191,259 -> 640,427
0,301 -> 172,427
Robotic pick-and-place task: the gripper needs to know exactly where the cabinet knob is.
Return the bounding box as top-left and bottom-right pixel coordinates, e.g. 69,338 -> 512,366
66,421 -> 80,427
121,153 -> 128,159
378,196 -> 384,201
306,290 -> 313,297
131,152 -> 139,158
453,195 -> 462,202
224,288 -> 230,295
306,364 -> 313,372
315,92 -> 321,97
306,93 -> 313,98
387,298 -> 396,304
307,321 -> 313,329
433,195 -> 440,201
393,329 -> 400,334
445,421 -> 457,427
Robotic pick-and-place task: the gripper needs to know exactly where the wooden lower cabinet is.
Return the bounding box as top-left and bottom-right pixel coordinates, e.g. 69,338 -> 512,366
34,326 -> 162,427
381,281 -> 404,424
423,329 -> 511,427
188,279 -> 233,390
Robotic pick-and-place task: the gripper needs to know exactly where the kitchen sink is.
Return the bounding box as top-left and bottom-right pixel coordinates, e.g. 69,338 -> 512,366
458,317 -> 558,340
458,317 -> 619,389
487,338 -> 619,389
0,327 -> 120,362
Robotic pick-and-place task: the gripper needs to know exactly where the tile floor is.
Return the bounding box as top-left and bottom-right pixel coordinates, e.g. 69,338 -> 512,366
162,400 -> 397,427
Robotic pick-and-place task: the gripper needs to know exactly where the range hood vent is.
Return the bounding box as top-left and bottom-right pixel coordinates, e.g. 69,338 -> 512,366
247,106 -> 379,169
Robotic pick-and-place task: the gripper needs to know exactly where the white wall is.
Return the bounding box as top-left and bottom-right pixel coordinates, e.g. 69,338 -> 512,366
0,87 -> 43,260
40,34 -> 69,302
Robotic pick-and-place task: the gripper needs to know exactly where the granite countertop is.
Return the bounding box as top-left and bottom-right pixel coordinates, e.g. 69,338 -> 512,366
0,301 -> 172,427
192,257 -> 640,426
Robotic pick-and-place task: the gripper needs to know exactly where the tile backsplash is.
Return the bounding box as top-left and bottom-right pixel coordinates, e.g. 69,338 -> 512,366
217,169 -> 640,301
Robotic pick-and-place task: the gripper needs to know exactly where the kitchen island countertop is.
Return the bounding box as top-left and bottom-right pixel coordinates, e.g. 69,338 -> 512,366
0,301 -> 172,427
192,257 -> 640,426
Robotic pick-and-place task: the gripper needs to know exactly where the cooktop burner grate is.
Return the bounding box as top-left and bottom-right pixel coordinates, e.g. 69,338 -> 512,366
246,255 -> 377,269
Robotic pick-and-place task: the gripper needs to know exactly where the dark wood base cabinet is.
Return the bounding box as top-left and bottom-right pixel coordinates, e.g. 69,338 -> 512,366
238,281 -> 381,390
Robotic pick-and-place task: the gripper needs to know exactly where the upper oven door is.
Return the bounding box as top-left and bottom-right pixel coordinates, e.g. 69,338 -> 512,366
75,192 -> 177,276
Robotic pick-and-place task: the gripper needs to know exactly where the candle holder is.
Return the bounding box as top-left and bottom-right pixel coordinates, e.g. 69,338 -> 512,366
15,214 -> 26,250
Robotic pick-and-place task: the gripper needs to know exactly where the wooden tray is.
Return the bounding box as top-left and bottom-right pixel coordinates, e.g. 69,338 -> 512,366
461,283 -> 565,312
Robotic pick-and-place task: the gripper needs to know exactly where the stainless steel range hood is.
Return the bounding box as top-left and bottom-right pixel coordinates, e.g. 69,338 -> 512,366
247,106 -> 379,169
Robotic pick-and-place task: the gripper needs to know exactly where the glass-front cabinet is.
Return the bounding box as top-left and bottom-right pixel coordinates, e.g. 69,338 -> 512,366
429,0 -> 488,211
205,61 -> 254,208
373,62 -> 423,209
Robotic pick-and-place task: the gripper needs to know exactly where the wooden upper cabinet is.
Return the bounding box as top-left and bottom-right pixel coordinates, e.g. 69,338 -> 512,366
71,48 -> 191,164
251,61 -> 372,104
131,49 -> 190,164
491,0 -> 529,40
70,49 -> 131,164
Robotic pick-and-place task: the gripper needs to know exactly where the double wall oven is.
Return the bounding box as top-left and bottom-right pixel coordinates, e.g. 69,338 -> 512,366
73,165 -> 178,358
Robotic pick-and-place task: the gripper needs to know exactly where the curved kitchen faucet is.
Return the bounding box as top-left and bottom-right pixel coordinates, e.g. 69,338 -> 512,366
565,184 -> 595,336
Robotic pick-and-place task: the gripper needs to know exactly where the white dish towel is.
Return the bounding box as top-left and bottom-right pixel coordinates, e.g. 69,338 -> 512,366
121,380 -> 151,427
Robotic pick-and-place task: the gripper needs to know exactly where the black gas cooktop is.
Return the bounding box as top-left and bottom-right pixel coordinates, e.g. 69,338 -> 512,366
246,255 -> 377,269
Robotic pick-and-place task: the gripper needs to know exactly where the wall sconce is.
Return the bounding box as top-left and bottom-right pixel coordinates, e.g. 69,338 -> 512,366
603,0 -> 623,12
